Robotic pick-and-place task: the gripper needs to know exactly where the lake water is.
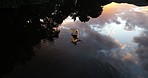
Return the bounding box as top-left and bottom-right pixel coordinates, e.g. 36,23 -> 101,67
3,2 -> 148,78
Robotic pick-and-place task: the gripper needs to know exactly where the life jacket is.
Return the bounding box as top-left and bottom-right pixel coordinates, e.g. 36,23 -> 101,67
71,29 -> 79,42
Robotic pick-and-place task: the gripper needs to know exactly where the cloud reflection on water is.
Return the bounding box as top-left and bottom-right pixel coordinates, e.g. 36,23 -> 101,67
59,2 -> 148,78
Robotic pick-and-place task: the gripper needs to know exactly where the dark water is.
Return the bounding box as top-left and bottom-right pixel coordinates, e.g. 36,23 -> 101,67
2,16 -> 148,78
2,27 -> 121,78
1,2 -> 148,78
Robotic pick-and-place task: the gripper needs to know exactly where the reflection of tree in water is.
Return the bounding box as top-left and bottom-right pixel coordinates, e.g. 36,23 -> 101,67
0,0 -> 109,77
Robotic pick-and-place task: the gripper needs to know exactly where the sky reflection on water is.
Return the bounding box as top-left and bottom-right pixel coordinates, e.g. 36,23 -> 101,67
59,2 -> 148,78
2,2 -> 148,78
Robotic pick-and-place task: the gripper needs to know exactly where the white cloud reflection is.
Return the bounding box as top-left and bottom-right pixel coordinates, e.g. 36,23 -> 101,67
59,2 -> 148,78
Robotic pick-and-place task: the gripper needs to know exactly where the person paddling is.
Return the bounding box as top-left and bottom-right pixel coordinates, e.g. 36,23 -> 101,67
71,29 -> 80,45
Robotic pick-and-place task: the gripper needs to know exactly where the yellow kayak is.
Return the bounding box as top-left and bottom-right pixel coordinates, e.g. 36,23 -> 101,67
72,38 -> 78,43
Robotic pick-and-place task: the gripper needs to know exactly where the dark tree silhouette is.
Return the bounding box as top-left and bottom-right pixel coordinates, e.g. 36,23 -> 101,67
1,0 -> 147,77
0,0 -> 110,77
